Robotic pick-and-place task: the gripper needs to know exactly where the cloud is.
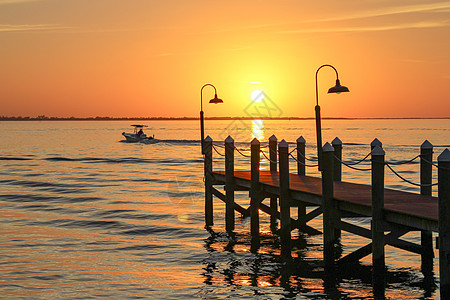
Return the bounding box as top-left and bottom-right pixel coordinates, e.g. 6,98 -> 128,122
0,0 -> 39,4
311,2 -> 450,23
0,24 -> 68,32
278,20 -> 450,35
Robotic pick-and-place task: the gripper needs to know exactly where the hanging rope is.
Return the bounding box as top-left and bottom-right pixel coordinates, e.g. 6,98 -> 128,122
386,155 -> 420,165
420,156 -> 450,171
234,146 -> 252,158
336,152 -> 371,166
260,150 -> 277,164
335,156 -> 372,171
294,148 -> 318,162
288,153 -> 319,168
212,143 -> 225,148
212,145 -> 226,157
385,163 -> 438,187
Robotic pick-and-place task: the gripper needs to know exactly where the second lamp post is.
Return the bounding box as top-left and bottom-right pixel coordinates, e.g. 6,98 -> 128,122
315,64 -> 349,170
200,83 -> 223,154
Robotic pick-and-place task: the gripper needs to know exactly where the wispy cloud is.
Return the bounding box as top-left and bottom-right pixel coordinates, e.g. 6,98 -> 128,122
0,0 -> 39,5
278,20 -> 450,35
0,24 -> 68,32
311,2 -> 450,23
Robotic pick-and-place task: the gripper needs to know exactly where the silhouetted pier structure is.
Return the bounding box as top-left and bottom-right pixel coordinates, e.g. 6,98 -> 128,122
202,135 -> 450,299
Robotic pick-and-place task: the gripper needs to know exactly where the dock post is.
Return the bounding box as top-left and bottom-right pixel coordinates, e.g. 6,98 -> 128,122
225,136 -> 235,233
204,136 -> 214,227
297,136 -> 307,230
371,145 -> 386,298
279,139 -> 291,258
250,138 -> 261,238
331,137 -> 342,240
438,149 -> 450,299
332,137 -> 342,182
420,140 -> 434,276
297,136 -> 306,176
322,142 -> 336,272
269,135 -> 278,231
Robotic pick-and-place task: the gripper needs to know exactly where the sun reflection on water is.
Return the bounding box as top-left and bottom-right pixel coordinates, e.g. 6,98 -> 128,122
251,120 -> 264,141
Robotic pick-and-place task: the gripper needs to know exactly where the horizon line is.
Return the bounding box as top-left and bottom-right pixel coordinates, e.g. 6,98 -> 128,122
1,116 -> 449,121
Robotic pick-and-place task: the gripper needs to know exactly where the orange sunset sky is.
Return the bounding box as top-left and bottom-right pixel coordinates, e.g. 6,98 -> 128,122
0,0 -> 449,118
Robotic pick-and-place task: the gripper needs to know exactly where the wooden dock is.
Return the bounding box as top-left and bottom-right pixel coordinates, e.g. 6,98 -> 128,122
202,135 -> 450,299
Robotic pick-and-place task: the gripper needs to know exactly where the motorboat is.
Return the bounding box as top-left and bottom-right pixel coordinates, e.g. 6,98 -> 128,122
122,125 -> 156,143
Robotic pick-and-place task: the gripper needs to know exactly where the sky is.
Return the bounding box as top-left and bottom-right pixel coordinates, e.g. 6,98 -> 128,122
0,0 -> 449,118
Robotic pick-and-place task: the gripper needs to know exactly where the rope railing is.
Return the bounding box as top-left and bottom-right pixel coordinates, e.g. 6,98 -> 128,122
212,143 -> 225,148
334,155 -> 372,172
295,148 -> 318,162
336,152 -> 371,166
420,156 -> 450,171
385,162 -> 438,187
385,155 -> 420,165
210,141 -> 449,184
234,146 -> 252,158
288,153 -> 319,168
260,150 -> 277,164
212,145 -> 226,157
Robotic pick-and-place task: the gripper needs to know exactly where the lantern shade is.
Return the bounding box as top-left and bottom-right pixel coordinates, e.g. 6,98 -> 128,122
328,79 -> 349,94
209,94 -> 223,104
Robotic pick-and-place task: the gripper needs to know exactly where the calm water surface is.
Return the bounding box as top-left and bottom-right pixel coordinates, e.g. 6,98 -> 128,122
0,119 -> 448,299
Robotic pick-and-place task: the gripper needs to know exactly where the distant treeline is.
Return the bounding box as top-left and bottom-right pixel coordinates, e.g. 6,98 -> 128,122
0,116 -> 198,121
1,116 -> 448,121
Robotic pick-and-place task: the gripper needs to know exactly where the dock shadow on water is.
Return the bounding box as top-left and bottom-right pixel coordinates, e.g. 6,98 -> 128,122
199,226 -> 437,299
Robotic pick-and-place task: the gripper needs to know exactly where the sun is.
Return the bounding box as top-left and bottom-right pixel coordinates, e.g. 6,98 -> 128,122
251,89 -> 265,103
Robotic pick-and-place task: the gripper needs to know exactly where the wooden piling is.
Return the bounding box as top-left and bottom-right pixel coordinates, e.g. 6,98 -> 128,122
322,142 -> 336,270
332,137 -> 342,240
420,140 -> 434,275
279,139 -> 291,258
297,136 -> 307,230
371,145 -> 386,297
204,136 -> 214,227
297,136 -> 306,176
225,136 -> 235,233
250,138 -> 261,238
332,137 -> 342,182
269,135 -> 278,231
269,135 -> 277,172
438,149 -> 450,299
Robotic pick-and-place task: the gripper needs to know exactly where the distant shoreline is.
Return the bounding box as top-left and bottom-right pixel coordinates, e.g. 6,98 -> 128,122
0,116 -> 449,121
1,116 -> 449,121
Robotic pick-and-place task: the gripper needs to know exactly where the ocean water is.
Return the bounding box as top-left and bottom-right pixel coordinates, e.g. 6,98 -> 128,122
0,119 -> 448,299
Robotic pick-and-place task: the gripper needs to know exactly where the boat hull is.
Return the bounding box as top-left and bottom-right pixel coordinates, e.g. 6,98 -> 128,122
122,132 -> 156,143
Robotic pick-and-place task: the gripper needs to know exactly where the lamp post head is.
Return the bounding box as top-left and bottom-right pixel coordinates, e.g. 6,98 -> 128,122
328,79 -> 349,94
209,93 -> 223,104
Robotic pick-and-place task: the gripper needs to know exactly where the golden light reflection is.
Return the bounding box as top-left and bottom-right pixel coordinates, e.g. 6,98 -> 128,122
251,120 -> 264,141
177,213 -> 189,223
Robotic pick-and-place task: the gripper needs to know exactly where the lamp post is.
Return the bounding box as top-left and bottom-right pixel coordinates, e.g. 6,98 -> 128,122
200,83 -> 223,154
315,65 -> 349,171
